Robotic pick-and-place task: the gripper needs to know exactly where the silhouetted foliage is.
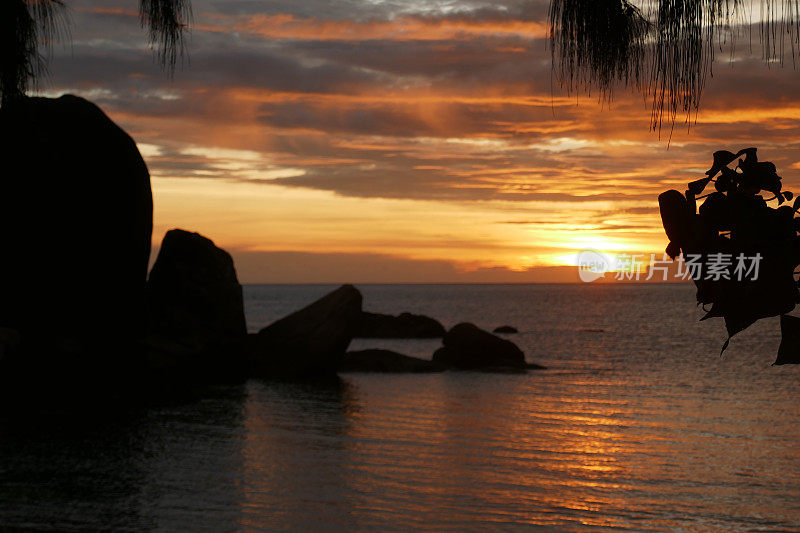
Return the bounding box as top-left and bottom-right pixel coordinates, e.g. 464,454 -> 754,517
0,0 -> 190,107
659,148 -> 800,360
548,0 -> 650,96
549,0 -> 800,132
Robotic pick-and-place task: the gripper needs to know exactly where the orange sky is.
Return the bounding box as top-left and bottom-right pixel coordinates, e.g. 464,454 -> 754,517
38,0 -> 800,282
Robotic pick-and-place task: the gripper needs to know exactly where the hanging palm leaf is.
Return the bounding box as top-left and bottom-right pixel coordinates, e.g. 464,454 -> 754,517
548,0 -> 800,131
0,0 -> 191,107
549,0 -> 651,98
0,0 -> 67,107
139,0 -> 191,73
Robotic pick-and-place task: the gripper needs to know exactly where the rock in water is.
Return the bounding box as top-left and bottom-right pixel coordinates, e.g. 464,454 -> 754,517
340,349 -> 445,373
0,95 -> 152,354
433,322 -> 526,370
146,229 -> 247,379
355,312 -> 445,338
493,325 -> 518,334
249,285 -> 363,378
775,314 -> 800,365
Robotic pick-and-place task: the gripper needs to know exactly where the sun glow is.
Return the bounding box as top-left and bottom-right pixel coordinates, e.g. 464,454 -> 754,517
56,0 -> 800,282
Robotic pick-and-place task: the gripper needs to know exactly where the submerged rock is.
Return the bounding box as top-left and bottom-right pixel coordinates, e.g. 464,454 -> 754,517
493,325 -> 518,334
355,312 -> 445,338
340,349 -> 445,373
146,229 -> 248,380
433,322 -> 527,371
249,284 -> 363,378
0,95 -> 152,353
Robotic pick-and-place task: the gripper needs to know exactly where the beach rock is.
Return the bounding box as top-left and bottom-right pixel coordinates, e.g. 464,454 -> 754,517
493,325 -> 518,334
355,312 -> 445,338
340,349 -> 445,373
433,322 -> 527,370
249,284 -> 363,378
146,229 -> 247,378
138,336 -> 244,384
0,95 -> 152,351
775,314 -> 800,365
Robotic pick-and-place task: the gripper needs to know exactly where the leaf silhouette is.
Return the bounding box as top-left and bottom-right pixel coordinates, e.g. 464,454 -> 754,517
698,192 -> 731,230
736,147 -> 758,165
720,337 -> 730,356
775,315 -> 800,365
665,240 -> 681,259
659,148 -> 800,363
688,176 -> 713,195
706,150 -> 738,178
659,190 -> 692,246
715,171 -> 734,193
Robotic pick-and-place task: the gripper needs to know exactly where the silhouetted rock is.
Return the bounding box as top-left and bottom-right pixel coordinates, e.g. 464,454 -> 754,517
146,229 -> 247,380
433,322 -> 527,370
775,314 -> 800,365
493,325 -> 518,334
340,349 -> 445,373
0,95 -> 152,357
249,285 -> 363,378
355,311 -> 445,338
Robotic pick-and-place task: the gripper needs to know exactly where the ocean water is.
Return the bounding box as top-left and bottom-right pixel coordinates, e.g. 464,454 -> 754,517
2,283 -> 800,531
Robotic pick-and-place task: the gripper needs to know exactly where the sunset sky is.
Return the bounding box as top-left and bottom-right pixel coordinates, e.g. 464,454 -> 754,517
41,0 -> 800,282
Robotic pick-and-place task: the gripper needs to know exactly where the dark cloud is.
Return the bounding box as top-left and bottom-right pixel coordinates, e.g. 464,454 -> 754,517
36,0 -> 800,207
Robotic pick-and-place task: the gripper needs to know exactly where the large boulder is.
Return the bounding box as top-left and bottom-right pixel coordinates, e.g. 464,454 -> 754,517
433,322 -> 527,370
145,229 -> 247,380
355,311 -> 445,338
249,285 -> 362,378
0,95 -> 152,355
340,349 -> 445,373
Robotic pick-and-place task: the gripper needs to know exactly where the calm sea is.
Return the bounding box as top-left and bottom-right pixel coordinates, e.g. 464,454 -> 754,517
2,284 -> 799,531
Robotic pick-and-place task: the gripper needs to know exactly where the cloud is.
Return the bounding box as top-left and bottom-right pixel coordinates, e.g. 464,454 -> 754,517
219,249 -> 584,283
35,0 -> 800,279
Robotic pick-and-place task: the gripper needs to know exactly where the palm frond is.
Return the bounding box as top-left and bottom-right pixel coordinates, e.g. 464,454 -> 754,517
0,0 -> 67,107
549,0 -> 651,99
139,0 -> 192,74
549,0 -> 800,132
760,0 -> 800,65
0,0 -> 192,107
